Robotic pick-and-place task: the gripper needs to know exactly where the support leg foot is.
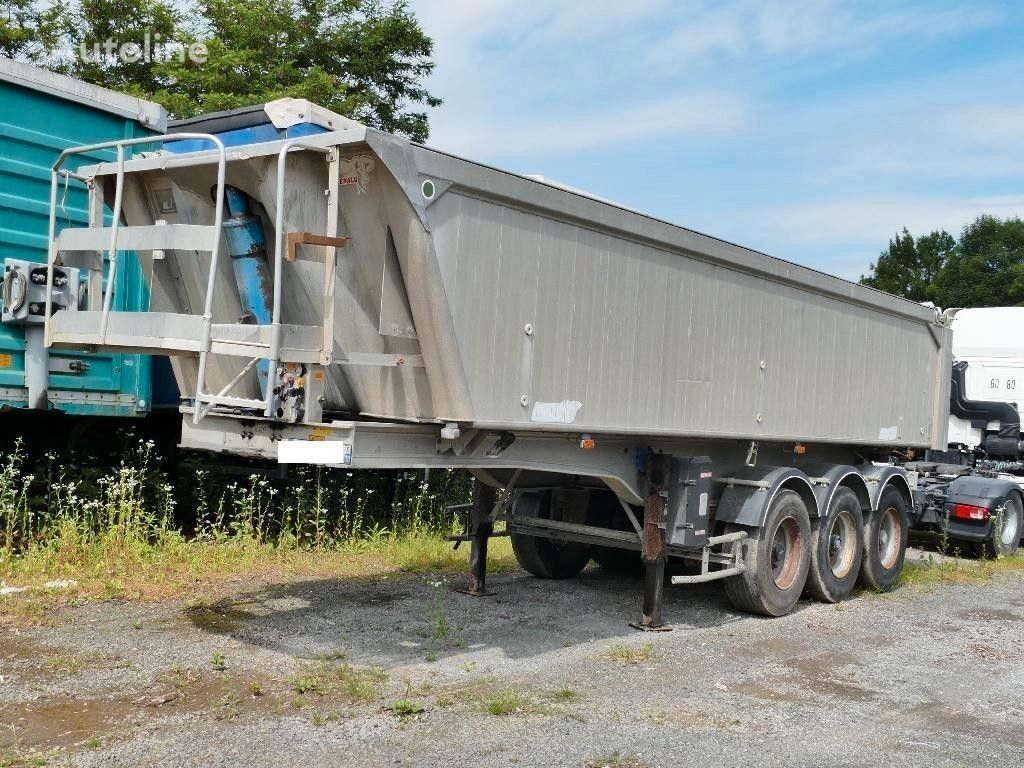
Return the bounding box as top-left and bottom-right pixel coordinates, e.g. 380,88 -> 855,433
457,480 -> 496,597
629,556 -> 672,631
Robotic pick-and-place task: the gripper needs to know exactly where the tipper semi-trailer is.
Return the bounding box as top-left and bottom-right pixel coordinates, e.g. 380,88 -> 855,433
41,98 -> 1024,627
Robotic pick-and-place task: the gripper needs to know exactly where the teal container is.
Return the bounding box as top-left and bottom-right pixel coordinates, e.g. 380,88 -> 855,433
0,59 -> 166,416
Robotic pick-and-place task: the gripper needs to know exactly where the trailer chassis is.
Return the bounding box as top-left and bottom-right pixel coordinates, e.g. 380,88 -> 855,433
187,408 -> 1002,623
181,408 -> 753,626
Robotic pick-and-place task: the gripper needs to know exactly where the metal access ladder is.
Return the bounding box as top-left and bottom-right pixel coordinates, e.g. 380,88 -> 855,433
45,132 -> 346,423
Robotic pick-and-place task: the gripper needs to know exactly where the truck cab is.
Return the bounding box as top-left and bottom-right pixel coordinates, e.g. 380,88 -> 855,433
908,307 -> 1024,557
947,307 -> 1024,458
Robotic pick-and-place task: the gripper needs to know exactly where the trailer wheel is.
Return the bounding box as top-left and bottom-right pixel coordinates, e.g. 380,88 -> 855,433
858,486 -> 909,591
723,489 -> 811,617
510,491 -> 592,579
805,487 -> 864,603
975,493 -> 1023,558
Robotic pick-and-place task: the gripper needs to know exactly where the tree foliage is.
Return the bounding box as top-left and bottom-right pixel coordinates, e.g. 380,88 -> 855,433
860,215 -> 1024,308
1,0 -> 65,60
2,0 -> 440,141
860,228 -> 954,303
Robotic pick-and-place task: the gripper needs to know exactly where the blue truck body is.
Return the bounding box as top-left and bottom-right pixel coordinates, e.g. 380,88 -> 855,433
0,58 -> 166,416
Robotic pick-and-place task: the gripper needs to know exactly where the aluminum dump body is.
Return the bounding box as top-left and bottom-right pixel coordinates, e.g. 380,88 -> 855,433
75,101 -> 950,448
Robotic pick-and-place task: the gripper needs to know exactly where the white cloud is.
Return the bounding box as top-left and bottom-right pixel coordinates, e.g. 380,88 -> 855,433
645,1 -> 1003,69
751,194 -> 1024,245
425,91 -> 747,157
945,104 -> 1024,145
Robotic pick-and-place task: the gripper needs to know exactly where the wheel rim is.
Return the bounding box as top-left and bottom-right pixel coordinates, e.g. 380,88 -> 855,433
999,502 -> 1020,546
827,509 -> 857,578
877,506 -> 902,570
770,515 -> 803,590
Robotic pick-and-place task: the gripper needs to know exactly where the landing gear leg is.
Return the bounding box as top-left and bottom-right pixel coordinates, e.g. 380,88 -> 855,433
461,480 -> 496,596
631,454 -> 673,632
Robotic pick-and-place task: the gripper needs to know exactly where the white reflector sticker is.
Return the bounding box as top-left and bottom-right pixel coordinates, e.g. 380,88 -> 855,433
278,440 -> 352,465
530,400 -> 583,424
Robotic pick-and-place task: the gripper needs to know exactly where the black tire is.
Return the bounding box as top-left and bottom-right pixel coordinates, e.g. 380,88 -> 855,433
585,490 -> 642,575
590,545 -> 642,575
723,489 -> 811,617
806,487 -> 864,603
858,486 -> 909,591
510,491 -> 592,579
975,494 -> 1023,558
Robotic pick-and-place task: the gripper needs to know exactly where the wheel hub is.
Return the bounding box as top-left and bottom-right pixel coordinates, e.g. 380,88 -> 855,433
877,506 -> 902,570
770,515 -> 803,590
826,509 -> 857,578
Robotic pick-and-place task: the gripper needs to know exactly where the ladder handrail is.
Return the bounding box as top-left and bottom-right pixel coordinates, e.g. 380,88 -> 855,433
98,144 -> 124,342
45,132 -> 227,350
265,139 -> 332,418
43,132 -> 342,425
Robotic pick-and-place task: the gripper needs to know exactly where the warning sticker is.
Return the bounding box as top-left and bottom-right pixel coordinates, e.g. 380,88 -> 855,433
0,354 -> 12,368
308,426 -> 331,442
339,155 -> 376,194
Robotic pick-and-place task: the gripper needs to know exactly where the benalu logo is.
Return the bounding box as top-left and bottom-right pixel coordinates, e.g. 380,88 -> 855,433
339,155 -> 375,194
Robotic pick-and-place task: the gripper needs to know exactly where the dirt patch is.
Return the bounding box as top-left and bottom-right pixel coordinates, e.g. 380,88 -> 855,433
895,702 -> 1024,748
0,670 -> 282,752
184,601 -> 261,636
0,634 -> 127,686
783,652 -> 877,702
728,679 -> 811,704
957,607 -> 1021,622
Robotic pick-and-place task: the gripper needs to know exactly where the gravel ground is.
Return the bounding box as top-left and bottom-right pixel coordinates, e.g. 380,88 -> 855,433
2,549 -> 1023,768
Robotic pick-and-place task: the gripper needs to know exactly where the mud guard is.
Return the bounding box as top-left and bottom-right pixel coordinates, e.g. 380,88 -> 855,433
799,463 -> 872,517
860,464 -> 912,511
714,466 -> 818,529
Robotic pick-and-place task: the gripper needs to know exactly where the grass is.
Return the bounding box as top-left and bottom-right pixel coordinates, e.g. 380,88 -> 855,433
0,439 -> 516,623
482,688 -> 531,716
0,749 -> 51,768
42,652 -> 85,673
289,660 -> 387,703
606,642 -> 654,665
895,551 -> 1024,590
390,698 -> 426,718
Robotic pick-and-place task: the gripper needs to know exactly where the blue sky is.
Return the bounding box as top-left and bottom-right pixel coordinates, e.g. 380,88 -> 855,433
409,0 -> 1024,281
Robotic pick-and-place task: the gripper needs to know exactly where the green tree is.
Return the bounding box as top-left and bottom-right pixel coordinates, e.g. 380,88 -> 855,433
933,215 -> 1024,308
861,216 -> 1024,308
860,227 -> 954,303
152,0 -> 440,140
1,0 -> 67,60
7,0 -> 440,141
60,0 -> 180,94
1,0 -> 38,57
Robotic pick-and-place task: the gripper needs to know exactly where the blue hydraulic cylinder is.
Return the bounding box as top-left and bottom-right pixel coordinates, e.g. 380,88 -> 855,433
221,186 -> 273,397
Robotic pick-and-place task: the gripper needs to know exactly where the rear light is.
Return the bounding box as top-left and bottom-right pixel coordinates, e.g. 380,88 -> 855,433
951,503 -> 990,522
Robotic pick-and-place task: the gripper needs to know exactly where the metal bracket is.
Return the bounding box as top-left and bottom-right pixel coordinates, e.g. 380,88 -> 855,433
714,477 -> 770,490
745,440 -> 759,467
286,231 -> 351,262
619,497 -> 643,536
670,530 -> 748,585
